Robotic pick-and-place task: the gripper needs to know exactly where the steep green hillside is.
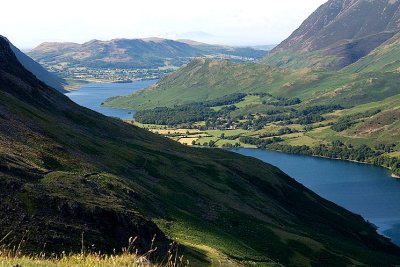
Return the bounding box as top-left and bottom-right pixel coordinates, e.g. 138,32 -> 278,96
2,37 -> 400,266
104,59 -> 321,109
104,58 -> 400,110
329,94 -> 400,146
263,0 -> 400,69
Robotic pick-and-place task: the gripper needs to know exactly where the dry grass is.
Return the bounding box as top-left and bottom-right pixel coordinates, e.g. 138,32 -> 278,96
178,137 -> 198,145
0,235 -> 188,267
0,251 -> 189,267
0,254 -> 149,267
0,251 -> 190,267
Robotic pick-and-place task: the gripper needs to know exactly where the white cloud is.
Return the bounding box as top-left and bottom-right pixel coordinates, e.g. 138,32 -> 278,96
0,0 -> 328,48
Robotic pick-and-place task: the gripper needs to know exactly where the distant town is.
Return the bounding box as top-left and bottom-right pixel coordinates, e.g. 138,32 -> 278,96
35,54 -> 262,83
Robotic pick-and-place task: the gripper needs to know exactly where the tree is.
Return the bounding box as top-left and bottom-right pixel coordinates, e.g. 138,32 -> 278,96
209,140 -> 217,147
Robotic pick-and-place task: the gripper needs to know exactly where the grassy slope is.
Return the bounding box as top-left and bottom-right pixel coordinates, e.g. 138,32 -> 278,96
331,95 -> 400,147
2,39 -> 400,267
104,59 -> 324,109
260,50 -> 341,70
104,58 -> 400,110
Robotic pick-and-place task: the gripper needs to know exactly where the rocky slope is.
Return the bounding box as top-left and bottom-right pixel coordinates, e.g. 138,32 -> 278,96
264,0 -> 400,69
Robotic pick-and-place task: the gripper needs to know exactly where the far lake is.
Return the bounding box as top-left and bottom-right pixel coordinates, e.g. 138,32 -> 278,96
66,81 -> 400,246
65,80 -> 157,120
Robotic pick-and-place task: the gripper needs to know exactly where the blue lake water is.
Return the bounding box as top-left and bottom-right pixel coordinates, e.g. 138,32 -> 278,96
65,80 -> 157,120
66,81 -> 400,246
233,148 -> 400,245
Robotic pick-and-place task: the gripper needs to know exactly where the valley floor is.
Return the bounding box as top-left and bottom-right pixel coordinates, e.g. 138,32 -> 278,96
128,94 -> 400,177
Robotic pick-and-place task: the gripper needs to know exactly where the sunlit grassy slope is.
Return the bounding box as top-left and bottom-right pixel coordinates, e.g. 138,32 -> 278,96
104,58 -> 400,110
104,59 -> 324,109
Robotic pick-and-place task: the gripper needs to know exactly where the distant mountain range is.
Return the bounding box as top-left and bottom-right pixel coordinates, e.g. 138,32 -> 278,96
27,38 -> 268,82
263,0 -> 400,69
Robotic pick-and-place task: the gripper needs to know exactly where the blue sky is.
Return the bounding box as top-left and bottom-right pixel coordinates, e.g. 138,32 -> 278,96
1,0 -> 327,49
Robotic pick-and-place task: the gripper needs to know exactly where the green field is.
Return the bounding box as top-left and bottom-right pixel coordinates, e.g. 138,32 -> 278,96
128,90 -> 400,176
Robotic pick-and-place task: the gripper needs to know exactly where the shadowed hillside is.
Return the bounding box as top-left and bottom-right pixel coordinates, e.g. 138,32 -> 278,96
1,36 -> 66,93
343,32 -> 400,73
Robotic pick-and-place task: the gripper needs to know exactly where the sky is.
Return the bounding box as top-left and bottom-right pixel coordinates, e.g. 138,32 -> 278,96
1,0 -> 328,49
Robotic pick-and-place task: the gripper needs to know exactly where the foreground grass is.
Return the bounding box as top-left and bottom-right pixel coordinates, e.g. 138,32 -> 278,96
0,252 -> 190,267
0,254 -> 147,267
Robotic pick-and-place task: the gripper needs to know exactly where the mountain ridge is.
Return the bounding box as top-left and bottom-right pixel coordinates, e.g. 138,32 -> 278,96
263,0 -> 400,69
28,37 -> 267,71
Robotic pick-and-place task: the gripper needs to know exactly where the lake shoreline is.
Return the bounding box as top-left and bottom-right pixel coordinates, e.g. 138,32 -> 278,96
65,80 -> 157,120
214,145 -> 399,178
64,77 -> 157,92
247,147 -> 400,179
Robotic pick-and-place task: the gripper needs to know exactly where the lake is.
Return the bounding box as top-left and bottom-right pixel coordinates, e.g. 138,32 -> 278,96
233,148 -> 400,245
66,81 -> 400,246
65,80 -> 157,120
